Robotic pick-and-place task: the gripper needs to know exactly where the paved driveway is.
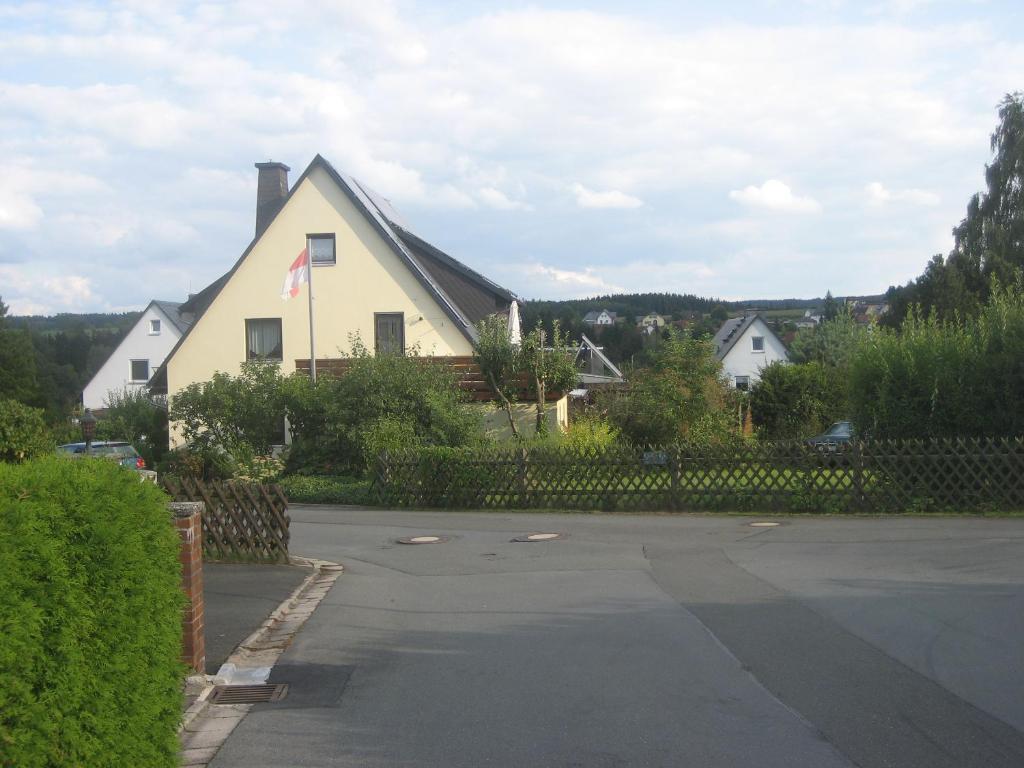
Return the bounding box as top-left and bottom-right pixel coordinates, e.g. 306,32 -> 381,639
211,509 -> 1024,768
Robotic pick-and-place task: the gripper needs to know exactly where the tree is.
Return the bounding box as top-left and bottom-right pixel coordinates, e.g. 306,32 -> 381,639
0,296 -> 38,406
520,321 -> 578,435
169,360 -> 287,457
284,335 -> 478,475
605,331 -> 737,445
822,290 -> 840,321
887,92 -> 1024,323
750,361 -> 846,440
473,315 -> 523,438
788,307 -> 869,368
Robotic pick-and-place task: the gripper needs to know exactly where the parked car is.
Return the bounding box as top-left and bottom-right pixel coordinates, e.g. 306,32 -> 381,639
806,421 -> 855,452
58,441 -> 146,469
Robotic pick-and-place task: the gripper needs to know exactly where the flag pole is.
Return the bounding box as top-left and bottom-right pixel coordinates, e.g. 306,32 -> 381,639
306,237 -> 317,383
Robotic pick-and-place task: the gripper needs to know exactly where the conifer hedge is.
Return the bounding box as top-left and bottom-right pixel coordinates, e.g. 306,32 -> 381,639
0,458 -> 184,767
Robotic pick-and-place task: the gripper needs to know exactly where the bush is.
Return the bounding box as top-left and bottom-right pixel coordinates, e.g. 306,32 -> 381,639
278,474 -> 373,505
0,458 -> 184,766
284,336 -> 480,476
155,445 -> 237,481
563,415 -> 619,451
0,398 -> 52,463
605,332 -> 738,446
849,281 -> 1024,438
169,360 -> 286,457
751,361 -> 848,440
98,388 -> 169,467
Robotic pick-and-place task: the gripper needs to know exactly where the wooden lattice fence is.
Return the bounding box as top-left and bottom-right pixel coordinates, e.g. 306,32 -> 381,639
162,476 -> 291,562
374,438 -> 1024,513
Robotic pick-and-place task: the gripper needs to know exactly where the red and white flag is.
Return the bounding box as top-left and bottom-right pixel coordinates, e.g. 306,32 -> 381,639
281,247 -> 309,300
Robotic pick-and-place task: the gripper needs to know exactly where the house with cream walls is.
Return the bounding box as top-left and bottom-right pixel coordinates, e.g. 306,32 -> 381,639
152,155 -> 521,446
712,314 -> 789,390
82,300 -> 189,409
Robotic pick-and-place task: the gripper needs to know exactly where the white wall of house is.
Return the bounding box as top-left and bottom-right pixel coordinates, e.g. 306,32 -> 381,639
83,304 -> 182,409
720,317 -> 788,389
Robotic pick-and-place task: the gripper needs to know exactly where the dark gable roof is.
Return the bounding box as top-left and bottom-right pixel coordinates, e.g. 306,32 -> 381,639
712,313 -> 780,360
151,155 -> 515,391
394,228 -> 512,325
152,300 -> 190,334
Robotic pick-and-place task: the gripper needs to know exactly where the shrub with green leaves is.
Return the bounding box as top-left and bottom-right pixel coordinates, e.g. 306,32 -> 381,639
284,335 -> 480,476
604,332 -> 739,446
750,361 -> 848,440
0,457 -> 184,766
278,474 -> 373,505
849,280 -> 1024,438
0,397 -> 52,463
98,387 -> 169,467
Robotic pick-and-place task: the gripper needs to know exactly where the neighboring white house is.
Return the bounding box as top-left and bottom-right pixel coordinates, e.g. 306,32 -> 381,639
583,309 -> 617,326
82,301 -> 189,409
712,314 -> 788,390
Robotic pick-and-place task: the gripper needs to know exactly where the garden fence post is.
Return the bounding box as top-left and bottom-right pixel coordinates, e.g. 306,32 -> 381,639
169,501 -> 205,674
516,447 -> 529,507
852,440 -> 865,513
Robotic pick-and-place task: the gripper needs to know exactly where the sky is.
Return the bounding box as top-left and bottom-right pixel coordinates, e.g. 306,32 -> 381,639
0,0 -> 1022,315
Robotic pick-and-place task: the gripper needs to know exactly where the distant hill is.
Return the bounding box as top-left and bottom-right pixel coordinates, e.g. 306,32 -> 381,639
522,292 -> 884,322
9,311 -> 140,337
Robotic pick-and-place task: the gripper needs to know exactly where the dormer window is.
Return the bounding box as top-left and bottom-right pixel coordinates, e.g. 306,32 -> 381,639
149,319 -> 161,335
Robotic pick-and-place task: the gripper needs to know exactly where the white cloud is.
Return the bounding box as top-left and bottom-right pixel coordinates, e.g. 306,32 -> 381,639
0,1 -> 1018,307
477,186 -> 531,211
0,188 -> 43,230
0,266 -> 96,315
523,263 -> 624,297
729,180 -> 822,213
571,183 -> 643,210
865,181 -> 940,206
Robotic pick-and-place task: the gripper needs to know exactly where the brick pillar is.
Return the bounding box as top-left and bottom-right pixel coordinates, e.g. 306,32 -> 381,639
170,501 -> 205,673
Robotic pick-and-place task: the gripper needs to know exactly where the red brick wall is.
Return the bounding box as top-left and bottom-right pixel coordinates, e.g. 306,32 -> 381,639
171,502 -> 205,673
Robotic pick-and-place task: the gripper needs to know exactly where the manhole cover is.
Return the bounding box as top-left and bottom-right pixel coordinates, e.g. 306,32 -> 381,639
512,532 -> 564,542
208,683 -> 288,704
748,522 -> 780,528
397,535 -> 448,545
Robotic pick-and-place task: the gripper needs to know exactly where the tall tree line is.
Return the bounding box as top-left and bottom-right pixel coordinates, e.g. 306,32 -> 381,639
886,92 -> 1024,324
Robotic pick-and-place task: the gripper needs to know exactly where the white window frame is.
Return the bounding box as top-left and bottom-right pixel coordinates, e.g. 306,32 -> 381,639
149,319 -> 161,335
735,375 -> 750,391
751,335 -> 765,353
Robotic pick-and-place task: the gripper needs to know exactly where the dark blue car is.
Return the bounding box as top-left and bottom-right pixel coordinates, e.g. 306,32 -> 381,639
806,421 -> 855,452
58,441 -> 146,469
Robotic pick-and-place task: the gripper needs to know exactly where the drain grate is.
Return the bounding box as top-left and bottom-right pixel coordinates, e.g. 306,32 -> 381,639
208,683 -> 289,705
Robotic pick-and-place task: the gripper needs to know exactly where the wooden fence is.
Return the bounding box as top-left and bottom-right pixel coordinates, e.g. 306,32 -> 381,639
374,438 -> 1024,513
162,476 -> 291,562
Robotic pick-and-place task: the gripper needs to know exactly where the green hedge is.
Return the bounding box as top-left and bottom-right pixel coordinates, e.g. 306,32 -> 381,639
0,398 -> 53,464
278,474 -> 374,505
0,458 -> 184,767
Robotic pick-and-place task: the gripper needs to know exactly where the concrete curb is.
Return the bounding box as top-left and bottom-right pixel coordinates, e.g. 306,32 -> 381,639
179,556 -> 343,766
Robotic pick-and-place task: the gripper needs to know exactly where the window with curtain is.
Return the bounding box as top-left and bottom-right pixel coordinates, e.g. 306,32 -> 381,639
309,234 -> 336,265
245,318 -> 283,360
374,313 -> 404,356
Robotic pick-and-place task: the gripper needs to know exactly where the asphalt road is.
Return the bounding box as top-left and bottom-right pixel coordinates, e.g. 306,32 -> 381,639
211,509 -> 1024,768
203,562 -> 310,673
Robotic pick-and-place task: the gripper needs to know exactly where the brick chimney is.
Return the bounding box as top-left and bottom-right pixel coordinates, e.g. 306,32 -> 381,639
254,161 -> 290,238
